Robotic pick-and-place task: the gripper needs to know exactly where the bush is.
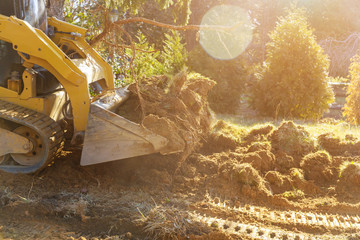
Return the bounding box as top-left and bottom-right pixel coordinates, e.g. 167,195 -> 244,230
188,45 -> 250,113
112,31 -> 188,85
250,7 -> 334,119
161,30 -> 187,75
343,54 -> 360,124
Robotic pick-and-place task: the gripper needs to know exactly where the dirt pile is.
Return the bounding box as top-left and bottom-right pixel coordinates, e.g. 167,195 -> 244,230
243,124 -> 274,145
318,133 -> 360,156
337,161 -> 360,196
119,72 -> 216,159
205,120 -> 246,153
270,121 -> 315,158
300,151 -> 334,185
185,120 -> 360,201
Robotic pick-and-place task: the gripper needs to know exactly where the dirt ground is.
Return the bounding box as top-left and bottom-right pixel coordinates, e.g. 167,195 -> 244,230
1,119 -> 360,240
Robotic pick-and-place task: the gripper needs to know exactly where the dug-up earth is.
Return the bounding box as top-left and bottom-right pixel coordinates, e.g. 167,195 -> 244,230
1,72 -> 360,240
2,119 -> 360,240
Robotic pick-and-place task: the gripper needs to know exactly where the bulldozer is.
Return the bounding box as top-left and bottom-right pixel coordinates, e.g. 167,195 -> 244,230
0,0 -> 182,173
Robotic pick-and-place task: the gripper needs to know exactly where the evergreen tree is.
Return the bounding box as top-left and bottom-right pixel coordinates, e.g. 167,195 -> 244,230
343,55 -> 360,124
250,7 -> 334,119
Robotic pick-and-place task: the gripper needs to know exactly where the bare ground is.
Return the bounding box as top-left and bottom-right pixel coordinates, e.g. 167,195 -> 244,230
1,120 -> 360,240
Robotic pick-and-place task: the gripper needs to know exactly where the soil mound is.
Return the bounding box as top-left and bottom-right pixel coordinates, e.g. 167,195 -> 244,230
242,150 -> 275,173
206,120 -> 245,153
318,133 -> 360,156
243,124 -> 274,145
247,141 -> 271,153
274,151 -> 296,170
120,72 -> 216,158
337,161 -> 360,195
300,151 -> 334,185
270,121 -> 315,158
265,171 -> 292,194
220,162 -> 270,197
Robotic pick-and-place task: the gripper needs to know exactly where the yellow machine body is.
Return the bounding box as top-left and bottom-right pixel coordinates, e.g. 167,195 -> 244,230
0,13 -> 180,173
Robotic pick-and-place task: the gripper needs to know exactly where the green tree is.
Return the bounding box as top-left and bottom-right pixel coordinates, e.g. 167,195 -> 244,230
343,55 -> 360,124
250,7 -> 334,119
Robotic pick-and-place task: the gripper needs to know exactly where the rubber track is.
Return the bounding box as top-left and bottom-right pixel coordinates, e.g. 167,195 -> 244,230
189,196 -> 360,239
0,100 -> 63,173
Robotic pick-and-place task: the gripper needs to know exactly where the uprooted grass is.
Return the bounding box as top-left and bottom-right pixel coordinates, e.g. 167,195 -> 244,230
136,204 -> 207,240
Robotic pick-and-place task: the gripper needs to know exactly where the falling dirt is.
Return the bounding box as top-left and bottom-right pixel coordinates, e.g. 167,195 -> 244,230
122,72 -> 216,158
2,116 -> 360,239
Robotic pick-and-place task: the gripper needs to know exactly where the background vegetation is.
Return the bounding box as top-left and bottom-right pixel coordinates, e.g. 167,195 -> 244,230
48,0 -> 360,121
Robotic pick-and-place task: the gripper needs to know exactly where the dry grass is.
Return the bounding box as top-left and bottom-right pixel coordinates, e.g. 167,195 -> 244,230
137,205 -> 197,240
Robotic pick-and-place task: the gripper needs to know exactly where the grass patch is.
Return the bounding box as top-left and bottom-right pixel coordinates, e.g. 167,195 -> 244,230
282,189 -> 305,200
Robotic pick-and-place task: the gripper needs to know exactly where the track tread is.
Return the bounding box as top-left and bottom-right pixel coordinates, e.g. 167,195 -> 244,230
0,100 -> 63,173
189,196 -> 360,239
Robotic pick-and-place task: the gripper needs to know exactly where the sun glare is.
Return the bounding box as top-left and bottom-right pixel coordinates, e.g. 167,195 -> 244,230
199,5 -> 253,60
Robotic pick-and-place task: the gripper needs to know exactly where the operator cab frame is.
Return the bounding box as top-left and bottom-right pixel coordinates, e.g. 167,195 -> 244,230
0,0 -> 49,90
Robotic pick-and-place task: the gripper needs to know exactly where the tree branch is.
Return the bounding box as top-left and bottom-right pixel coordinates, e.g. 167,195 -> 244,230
89,16 -> 243,46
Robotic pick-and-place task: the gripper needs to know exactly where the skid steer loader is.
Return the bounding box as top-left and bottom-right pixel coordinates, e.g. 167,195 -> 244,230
0,0 -> 182,173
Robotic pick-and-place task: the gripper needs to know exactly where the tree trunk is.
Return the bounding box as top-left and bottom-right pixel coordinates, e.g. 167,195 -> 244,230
46,0 -> 65,20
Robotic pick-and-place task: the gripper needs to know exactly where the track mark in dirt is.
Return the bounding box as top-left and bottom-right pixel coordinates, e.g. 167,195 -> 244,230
187,195 -> 360,240
200,196 -> 360,231
190,211 -> 350,240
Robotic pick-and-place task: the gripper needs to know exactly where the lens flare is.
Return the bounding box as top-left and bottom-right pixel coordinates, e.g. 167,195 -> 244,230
199,5 -> 253,60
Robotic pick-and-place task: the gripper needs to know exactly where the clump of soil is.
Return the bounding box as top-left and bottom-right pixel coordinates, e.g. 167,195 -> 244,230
274,151 -> 296,170
220,162 -> 270,197
270,121 -> 315,158
337,161 -> 360,195
120,72 -> 216,158
247,141 -> 271,153
288,168 -> 321,195
206,120 -> 246,153
243,124 -> 274,145
242,150 -> 275,173
265,171 -> 292,194
318,133 -> 360,156
300,151 -> 334,185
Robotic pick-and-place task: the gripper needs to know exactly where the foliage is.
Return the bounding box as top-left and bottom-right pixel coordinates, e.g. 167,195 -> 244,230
64,0 -> 191,39
282,189 -> 305,200
188,45 -> 250,113
112,31 -> 187,85
161,30 -> 187,75
250,7 -> 334,119
116,32 -> 163,85
328,76 -> 348,83
343,55 -> 360,124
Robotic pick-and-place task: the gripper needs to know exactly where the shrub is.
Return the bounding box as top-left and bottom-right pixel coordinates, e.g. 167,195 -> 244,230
250,7 -> 334,119
161,30 -> 187,75
188,45 -> 250,113
112,31 -> 188,85
343,54 -> 360,124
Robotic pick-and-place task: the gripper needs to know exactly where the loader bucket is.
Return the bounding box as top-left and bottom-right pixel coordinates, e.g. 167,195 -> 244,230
80,89 -> 174,166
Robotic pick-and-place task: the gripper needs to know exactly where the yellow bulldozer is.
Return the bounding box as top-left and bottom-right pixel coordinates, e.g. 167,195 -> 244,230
0,0 -> 181,173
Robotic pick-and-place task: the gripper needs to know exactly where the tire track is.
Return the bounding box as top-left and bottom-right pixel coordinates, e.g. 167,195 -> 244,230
188,195 -> 360,239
